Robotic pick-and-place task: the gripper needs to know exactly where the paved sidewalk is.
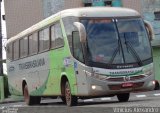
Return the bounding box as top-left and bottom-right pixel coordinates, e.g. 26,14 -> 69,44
0,96 -> 24,104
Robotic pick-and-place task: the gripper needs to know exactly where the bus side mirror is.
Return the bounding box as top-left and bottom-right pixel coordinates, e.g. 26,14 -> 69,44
73,22 -> 86,43
144,20 -> 154,41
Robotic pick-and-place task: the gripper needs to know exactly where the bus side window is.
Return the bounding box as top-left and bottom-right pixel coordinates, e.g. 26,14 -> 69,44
39,28 -> 50,52
72,31 -> 84,63
51,22 -> 64,49
51,25 -> 56,49
29,33 -> 38,55
13,40 -> 19,60
7,43 -> 13,60
54,23 -> 64,48
62,17 -> 79,54
20,37 -> 28,58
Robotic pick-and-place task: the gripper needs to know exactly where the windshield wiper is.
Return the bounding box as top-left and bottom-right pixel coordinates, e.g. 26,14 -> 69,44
124,34 -> 143,66
109,40 -> 121,64
109,19 -> 125,64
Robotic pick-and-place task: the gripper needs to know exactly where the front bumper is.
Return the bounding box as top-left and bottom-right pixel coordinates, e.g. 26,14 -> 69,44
84,75 -> 155,96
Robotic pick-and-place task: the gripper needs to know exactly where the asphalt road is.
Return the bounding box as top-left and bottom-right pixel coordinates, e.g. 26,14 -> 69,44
0,90 -> 160,113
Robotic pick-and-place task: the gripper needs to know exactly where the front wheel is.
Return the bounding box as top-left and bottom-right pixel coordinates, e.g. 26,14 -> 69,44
65,81 -> 78,106
154,81 -> 160,90
117,93 -> 130,102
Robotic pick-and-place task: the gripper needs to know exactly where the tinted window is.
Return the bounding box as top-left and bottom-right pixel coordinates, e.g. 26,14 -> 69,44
29,33 -> 38,55
51,22 -> 64,49
55,23 -> 64,48
81,19 -> 119,64
51,25 -> 55,48
20,37 -> 28,58
13,41 -> 19,60
62,17 -> 78,53
72,31 -> 84,63
117,18 -> 152,63
7,44 -> 12,60
39,28 -> 49,52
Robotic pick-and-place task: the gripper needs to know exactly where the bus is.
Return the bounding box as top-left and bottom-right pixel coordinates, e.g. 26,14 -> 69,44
6,7 -> 155,106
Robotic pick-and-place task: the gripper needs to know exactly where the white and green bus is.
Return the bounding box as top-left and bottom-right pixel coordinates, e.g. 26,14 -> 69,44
6,7 -> 155,106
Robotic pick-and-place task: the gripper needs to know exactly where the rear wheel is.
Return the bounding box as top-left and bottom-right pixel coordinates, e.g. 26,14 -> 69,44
60,96 -> 66,104
23,84 -> 41,105
117,93 -> 130,102
65,81 -> 78,106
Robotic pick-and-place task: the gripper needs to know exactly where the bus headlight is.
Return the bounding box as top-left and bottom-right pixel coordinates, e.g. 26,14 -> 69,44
144,69 -> 153,77
92,85 -> 96,90
152,80 -> 156,85
85,71 -> 108,80
93,73 -> 108,80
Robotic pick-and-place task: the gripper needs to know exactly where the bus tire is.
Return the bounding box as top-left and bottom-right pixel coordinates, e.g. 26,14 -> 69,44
23,84 -> 41,105
117,93 -> 130,102
60,96 -> 66,104
154,81 -> 160,90
65,81 -> 78,106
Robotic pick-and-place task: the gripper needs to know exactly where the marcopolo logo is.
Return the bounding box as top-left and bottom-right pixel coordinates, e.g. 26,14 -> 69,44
124,76 -> 130,81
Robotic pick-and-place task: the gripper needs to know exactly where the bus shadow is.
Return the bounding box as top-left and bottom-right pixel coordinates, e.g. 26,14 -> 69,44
77,99 -> 154,106
39,98 -> 154,106
40,102 -> 65,106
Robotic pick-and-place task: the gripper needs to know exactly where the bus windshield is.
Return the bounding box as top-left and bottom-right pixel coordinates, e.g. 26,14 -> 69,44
81,18 -> 152,66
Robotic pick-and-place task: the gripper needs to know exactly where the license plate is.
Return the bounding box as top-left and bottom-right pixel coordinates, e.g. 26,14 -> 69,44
122,82 -> 133,88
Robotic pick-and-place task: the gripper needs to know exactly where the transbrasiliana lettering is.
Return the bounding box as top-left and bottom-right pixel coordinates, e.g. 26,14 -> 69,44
19,58 -> 45,70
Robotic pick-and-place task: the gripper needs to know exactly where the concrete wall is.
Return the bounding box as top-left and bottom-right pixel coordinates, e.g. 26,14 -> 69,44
64,0 -> 83,9
4,0 -> 159,39
43,0 -> 83,18
4,0 -> 83,39
4,0 -> 43,39
122,0 -> 142,14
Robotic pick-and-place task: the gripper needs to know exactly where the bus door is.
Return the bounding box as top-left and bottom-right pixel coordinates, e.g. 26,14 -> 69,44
72,31 -> 89,95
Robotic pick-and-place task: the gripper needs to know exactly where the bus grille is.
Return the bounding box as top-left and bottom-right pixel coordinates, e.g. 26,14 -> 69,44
130,75 -> 146,81
107,77 -> 124,82
106,75 -> 146,82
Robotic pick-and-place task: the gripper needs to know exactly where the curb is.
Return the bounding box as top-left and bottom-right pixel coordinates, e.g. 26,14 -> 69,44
0,96 -> 24,104
0,99 -> 23,104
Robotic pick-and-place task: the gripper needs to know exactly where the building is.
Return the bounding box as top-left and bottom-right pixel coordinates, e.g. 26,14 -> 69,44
3,0 -> 143,39
4,0 -> 83,39
4,0 -> 43,39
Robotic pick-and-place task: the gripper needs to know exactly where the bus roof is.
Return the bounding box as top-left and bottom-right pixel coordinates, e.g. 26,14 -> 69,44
7,7 -> 140,44
61,7 -> 140,18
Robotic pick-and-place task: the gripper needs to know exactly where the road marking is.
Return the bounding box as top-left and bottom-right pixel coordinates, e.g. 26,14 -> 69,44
13,105 -> 23,107
83,99 -> 93,102
136,95 -> 146,98
100,97 -> 111,101
0,105 -> 23,110
0,106 -> 5,110
154,93 -> 160,96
